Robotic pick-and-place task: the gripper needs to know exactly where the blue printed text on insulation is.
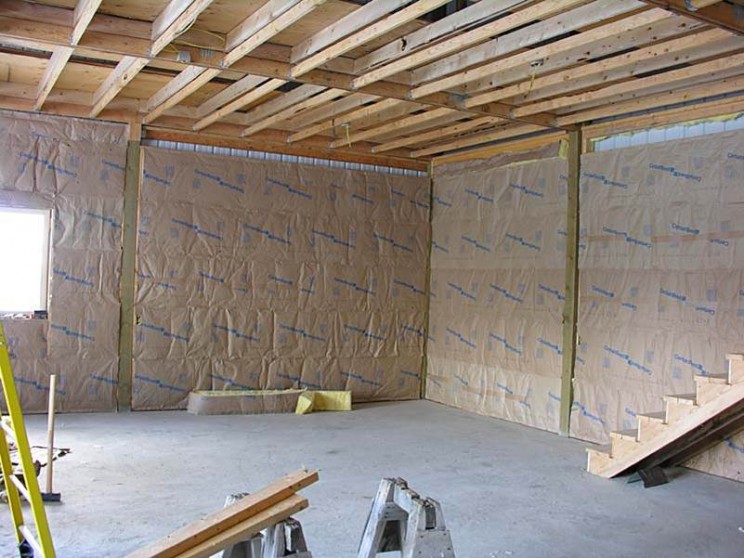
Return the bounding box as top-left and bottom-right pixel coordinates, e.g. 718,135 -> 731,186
671,222 -> 700,235
340,371 -> 382,387
538,337 -> 562,355
489,333 -> 523,355
510,182 -> 544,198
172,218 -> 223,241
461,235 -> 490,252
344,324 -> 385,342
393,279 -> 425,296
572,401 -> 605,426
199,271 -> 225,284
194,169 -> 245,193
142,170 -> 171,186
135,374 -> 188,393
649,163 -> 701,182
50,323 -> 94,342
334,277 -> 375,296
604,346 -> 652,375
19,152 -> 77,177
673,354 -> 711,376
53,268 -> 94,288
583,172 -> 628,189
276,372 -> 321,390
434,196 -> 452,208
212,323 -> 259,342
445,327 -> 477,350
266,177 -> 312,199
312,228 -> 354,249
505,233 -> 541,252
538,284 -> 565,302
447,282 -> 477,302
602,227 -> 651,249
374,232 -> 414,253
85,211 -> 121,229
138,322 -> 189,343
464,188 -> 494,203
279,324 -> 325,343
591,285 -> 615,299
490,283 -> 524,304
244,223 -> 291,245
432,240 -> 449,253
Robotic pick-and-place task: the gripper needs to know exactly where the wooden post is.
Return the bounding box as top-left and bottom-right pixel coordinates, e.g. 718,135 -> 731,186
420,162 -> 435,400
116,137 -> 141,411
559,128 -> 582,436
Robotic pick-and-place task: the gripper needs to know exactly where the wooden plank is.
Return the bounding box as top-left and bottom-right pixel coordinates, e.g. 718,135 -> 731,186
177,496 -> 308,558
287,98 -> 404,143
116,140 -> 141,411
559,128 -> 581,436
193,78 -> 287,131
352,0 -> 589,89
144,127 -> 429,170
512,52 -> 744,118
284,92 -> 379,129
144,66 -> 220,123
196,74 -> 266,118
290,0 -> 451,78
432,131 -> 566,165
354,0 -> 515,75
372,116 -> 501,153
557,74 -> 744,125
90,56 -> 149,117
126,470 -> 318,558
150,0 -> 215,54
291,0 -> 412,63
411,0 -> 646,85
241,88 -> 346,137
411,123 -> 545,157
329,107 -> 457,147
464,27 -> 734,108
34,46 -> 73,110
71,0 -> 103,44
224,0 -> 326,67
242,84 -> 327,127
639,0 -> 744,35
409,8 -> 671,99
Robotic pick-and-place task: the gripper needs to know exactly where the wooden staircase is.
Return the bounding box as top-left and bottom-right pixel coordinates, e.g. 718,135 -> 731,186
587,354 -> 744,483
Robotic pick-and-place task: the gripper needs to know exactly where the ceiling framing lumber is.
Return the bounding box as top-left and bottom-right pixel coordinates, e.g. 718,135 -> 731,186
290,0 -> 452,78
193,79 -> 288,131
411,7 -> 673,100
34,0 -> 102,110
412,123 -> 548,157
352,0 -> 590,89
372,116 -> 503,153
329,106 -> 457,147
291,0 -> 414,63
640,0 -> 744,35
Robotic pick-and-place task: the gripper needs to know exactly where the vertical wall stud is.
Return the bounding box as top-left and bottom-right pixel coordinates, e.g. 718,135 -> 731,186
559,128 -> 582,436
420,160 -> 435,399
116,135 -> 141,411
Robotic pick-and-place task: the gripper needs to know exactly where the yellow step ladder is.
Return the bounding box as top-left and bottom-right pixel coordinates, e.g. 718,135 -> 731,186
0,322 -> 55,557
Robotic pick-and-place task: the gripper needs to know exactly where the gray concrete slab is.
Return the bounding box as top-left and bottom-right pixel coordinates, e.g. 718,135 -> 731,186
1,400 -> 743,557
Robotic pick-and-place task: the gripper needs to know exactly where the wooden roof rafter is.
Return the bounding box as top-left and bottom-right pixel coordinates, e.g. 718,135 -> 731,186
640,0 -> 744,35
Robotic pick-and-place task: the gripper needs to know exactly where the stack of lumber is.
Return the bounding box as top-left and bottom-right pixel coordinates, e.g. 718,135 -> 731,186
125,469 -> 318,558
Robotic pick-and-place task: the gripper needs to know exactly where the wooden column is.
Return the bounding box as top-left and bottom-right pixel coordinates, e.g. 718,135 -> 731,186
559,128 -> 582,435
420,162 -> 435,399
116,136 -> 141,411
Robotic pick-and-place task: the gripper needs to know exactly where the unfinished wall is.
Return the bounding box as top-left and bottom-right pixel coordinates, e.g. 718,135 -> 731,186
0,111 -> 127,412
425,153 -> 568,432
134,148 -> 430,409
572,129 -> 744,481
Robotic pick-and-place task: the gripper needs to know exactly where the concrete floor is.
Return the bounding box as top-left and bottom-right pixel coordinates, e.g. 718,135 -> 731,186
1,400 -> 743,558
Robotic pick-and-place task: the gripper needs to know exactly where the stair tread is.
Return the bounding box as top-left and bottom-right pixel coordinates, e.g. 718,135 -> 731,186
611,429 -> 639,441
586,444 -> 612,455
664,393 -> 697,404
638,411 -> 666,420
695,373 -> 729,384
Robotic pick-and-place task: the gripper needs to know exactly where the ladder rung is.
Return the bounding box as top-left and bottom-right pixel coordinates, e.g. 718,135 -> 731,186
0,418 -> 16,440
9,471 -> 32,503
19,525 -> 43,556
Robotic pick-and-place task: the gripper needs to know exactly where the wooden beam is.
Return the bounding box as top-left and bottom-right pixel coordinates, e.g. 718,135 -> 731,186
514,52 -> 744,118
639,0 -> 744,35
559,128 -> 581,437
145,66 -> 221,123
409,8 -> 671,99
223,0 -> 325,67
117,139 -> 141,412
372,116 -> 501,153
34,47 -> 73,111
71,0 -> 103,44
290,0 -> 451,78
144,127 -> 430,171
91,0 -> 215,117
196,74 -> 266,118
431,131 -> 566,165
411,123 -> 546,157
329,107 -> 457,147
193,78 -> 287,131
287,98 -> 406,143
464,27 -> 734,108
354,0 -> 515,75
291,0 -> 412,63
125,470 -> 318,558
242,84 -> 327,127
352,0 -> 589,89
90,56 -> 149,117
284,92 -> 379,129
556,73 -> 744,125
412,0 -> 647,86
150,0 -> 215,54
241,88 -> 346,137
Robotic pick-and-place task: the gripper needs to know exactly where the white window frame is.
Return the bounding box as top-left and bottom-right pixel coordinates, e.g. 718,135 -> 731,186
0,206 -> 52,314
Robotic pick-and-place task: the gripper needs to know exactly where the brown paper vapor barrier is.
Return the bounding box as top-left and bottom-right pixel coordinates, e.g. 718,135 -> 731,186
0,110 -> 127,412
133,147 -> 430,409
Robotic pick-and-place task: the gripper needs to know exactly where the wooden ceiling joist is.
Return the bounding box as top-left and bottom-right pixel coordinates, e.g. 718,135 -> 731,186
372,116 -> 503,153
411,7 -> 673,100
290,0 -> 452,78
412,123 -> 547,157
352,0 -> 594,90
284,93 -> 380,130
329,106 -> 457,147
640,0 -> 744,35
193,79 -> 288,131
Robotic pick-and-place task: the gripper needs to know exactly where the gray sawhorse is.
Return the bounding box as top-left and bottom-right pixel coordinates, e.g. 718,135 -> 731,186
358,478 -> 456,558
